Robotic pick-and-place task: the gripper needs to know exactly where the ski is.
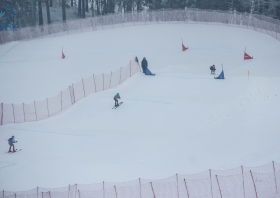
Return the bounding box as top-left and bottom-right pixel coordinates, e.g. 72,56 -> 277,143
112,102 -> 123,109
6,149 -> 21,154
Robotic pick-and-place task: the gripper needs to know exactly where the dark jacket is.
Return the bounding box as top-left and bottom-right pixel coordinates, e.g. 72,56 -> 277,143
141,58 -> 148,70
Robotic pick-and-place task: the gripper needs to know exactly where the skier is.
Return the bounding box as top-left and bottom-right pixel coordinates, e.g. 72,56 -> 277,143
141,57 -> 148,73
8,136 -> 17,152
210,64 -> 216,75
114,93 -> 121,107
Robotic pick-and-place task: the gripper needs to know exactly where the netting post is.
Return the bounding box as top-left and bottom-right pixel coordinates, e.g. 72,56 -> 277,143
34,101 -> 37,121
37,186 -> 38,198
3,190 -> 4,198
103,181 -> 105,198
139,178 -> 142,198
273,161 -> 278,194
276,25 -> 278,40
69,86 -> 73,104
12,103 -> 15,123
209,169 -> 213,198
52,24 -> 56,37
109,72 -> 112,89
119,67 -> 122,84
68,184 -> 70,198
1,103 -> 3,125
114,186 -> 118,198
47,99 -> 49,117
150,182 -> 156,198
93,74 -> 96,92
61,91 -> 63,111
80,21 -> 82,33
241,165 -> 246,198
66,22 -> 69,35
72,84 -> 76,103
250,170 -> 258,198
75,184 -> 77,198
40,26 -> 43,39
130,61 -> 132,77
49,192 -> 51,198
176,174 -> 179,198
184,179 -> 189,198
78,190 -> 81,198
111,15 -> 114,28
15,194 -> 16,198
82,78 -> 85,97
90,19 -> 94,31
216,175 -> 222,198
42,192 -> 43,198
103,73 -> 104,91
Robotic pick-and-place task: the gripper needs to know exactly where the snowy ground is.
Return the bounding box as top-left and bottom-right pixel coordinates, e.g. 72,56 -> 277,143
0,23 -> 280,191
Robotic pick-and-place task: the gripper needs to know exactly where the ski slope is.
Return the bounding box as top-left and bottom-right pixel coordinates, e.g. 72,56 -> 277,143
0,23 -> 280,191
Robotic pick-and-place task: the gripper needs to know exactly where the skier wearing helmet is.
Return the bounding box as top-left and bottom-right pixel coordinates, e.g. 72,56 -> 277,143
114,93 -> 121,107
8,136 -> 17,152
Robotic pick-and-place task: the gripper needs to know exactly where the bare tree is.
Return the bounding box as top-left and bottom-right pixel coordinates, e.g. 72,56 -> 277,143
82,0 -> 85,17
38,0 -> 43,25
62,0 -> 66,21
46,0 -> 51,24
86,0 -> 89,12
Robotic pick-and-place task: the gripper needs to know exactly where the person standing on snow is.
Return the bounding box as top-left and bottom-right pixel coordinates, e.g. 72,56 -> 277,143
114,93 -> 121,107
141,57 -> 148,73
210,64 -> 216,74
8,136 -> 17,152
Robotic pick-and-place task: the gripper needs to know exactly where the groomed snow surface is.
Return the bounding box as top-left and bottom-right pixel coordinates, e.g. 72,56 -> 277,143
0,23 -> 280,191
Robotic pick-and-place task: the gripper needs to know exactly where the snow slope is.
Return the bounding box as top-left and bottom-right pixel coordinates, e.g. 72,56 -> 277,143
0,23 -> 280,191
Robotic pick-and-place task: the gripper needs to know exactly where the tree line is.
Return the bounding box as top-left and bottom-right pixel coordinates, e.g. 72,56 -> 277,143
0,0 -> 279,28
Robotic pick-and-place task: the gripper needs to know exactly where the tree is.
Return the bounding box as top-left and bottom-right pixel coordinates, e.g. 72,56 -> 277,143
62,0 -> 66,21
46,0 -> 51,24
86,0 -> 89,11
38,0 -> 43,25
82,0 -> 85,17
96,0 -> 101,15
78,0 -> 81,16
136,0 -> 143,11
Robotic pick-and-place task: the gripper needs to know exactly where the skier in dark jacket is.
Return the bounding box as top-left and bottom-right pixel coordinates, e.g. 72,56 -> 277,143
8,136 -> 17,152
141,58 -> 148,73
114,93 -> 121,106
210,65 -> 216,74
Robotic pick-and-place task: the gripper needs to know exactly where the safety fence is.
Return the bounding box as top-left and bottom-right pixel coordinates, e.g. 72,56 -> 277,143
1,161 -> 280,198
1,9 -> 280,125
0,60 -> 140,125
0,9 -> 279,45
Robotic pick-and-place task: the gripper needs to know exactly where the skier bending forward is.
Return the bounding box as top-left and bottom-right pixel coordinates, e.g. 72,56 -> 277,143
114,93 -> 121,107
8,136 -> 17,152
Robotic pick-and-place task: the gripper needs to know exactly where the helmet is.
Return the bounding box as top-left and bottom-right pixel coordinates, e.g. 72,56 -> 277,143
12,136 -> 14,138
